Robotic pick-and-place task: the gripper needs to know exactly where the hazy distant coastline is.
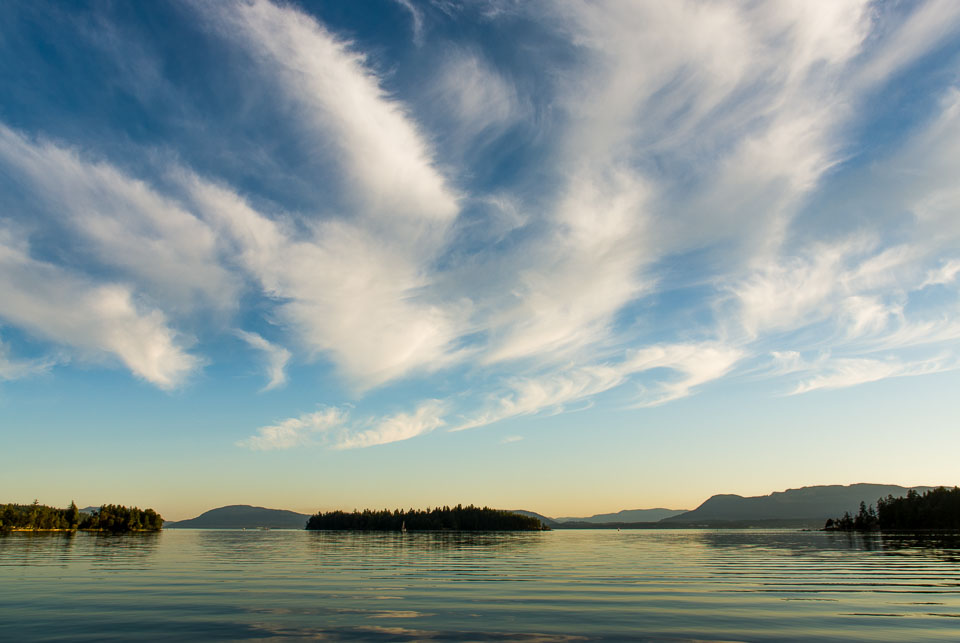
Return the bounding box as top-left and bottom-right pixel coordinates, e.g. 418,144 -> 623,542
16,483 -> 944,534
149,483 -> 953,532
553,508 -> 687,523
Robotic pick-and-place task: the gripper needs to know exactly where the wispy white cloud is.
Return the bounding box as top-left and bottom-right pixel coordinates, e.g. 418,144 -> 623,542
790,355 -> 955,395
235,330 -> 291,391
179,0 -> 479,391
726,237 -> 933,342
457,342 -> 742,431
468,0 -> 876,379
891,88 -> 960,244
239,400 -> 446,451
206,0 -> 459,224
430,49 -> 528,145
728,240 -> 858,338
855,0 -> 960,89
238,407 -> 346,451
867,316 -> 960,354
393,0 -> 425,45
726,232 -> 960,394
921,259 -> 960,288
484,167 -> 653,364
553,1 -> 871,260
704,77 -> 960,403
0,337 -> 54,381
334,400 -> 446,449
0,124 -> 237,313
0,228 -> 199,389
454,363 -> 626,431
769,350 -> 807,376
626,343 -> 744,407
184,175 -> 467,389
840,296 -> 899,338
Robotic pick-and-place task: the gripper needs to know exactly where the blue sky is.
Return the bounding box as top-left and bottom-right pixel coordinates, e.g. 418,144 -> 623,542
1,0 -> 959,520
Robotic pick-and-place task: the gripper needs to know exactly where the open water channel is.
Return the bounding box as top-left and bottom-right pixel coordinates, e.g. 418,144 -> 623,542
1,528 -> 958,641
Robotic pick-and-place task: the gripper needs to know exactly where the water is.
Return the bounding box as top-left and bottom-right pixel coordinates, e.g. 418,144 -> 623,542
1,529 -> 958,641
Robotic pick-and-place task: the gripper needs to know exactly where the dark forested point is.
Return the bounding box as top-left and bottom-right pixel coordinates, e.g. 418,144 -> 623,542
0,502 -> 163,532
305,505 -> 549,531
825,487 -> 960,531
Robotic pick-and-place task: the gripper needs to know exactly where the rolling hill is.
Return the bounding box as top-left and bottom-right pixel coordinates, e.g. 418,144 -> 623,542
165,505 -> 311,529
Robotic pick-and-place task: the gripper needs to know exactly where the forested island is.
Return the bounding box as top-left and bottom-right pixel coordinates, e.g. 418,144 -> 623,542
0,501 -> 163,532
825,487 -> 960,531
306,505 -> 548,531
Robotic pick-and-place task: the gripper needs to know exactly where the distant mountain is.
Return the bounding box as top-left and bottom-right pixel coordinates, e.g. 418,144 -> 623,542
513,508 -> 687,527
512,510 -> 559,527
661,484 -> 933,527
556,508 -> 687,523
165,505 -> 311,529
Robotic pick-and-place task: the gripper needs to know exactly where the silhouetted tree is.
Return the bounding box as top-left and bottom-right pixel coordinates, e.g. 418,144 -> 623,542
306,505 -> 547,531
0,502 -> 163,531
826,487 -> 959,531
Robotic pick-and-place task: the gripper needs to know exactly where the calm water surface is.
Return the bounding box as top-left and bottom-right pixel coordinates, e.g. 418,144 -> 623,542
1,529 -> 958,641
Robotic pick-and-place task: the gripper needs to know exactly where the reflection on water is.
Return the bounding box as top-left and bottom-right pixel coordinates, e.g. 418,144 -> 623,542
0,530 -> 160,568
1,529 -> 959,641
696,528 -> 960,555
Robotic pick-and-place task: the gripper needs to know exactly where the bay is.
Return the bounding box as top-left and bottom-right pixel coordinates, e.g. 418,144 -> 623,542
1,529 -> 958,641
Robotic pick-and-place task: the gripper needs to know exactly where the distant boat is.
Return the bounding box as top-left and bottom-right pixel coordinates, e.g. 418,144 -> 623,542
401,521 -> 407,533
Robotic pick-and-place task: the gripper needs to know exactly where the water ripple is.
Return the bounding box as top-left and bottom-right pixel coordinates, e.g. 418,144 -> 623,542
1,529 -> 959,641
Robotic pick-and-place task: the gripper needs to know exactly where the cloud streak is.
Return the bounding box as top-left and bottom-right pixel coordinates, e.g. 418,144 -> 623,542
240,401 -> 446,450
0,228 -> 199,389
0,337 -> 54,381
238,407 -> 347,451
0,124 -> 237,314
456,342 -> 743,431
206,0 -> 459,224
235,330 -> 291,391
788,355 -> 956,395
184,175 -> 467,389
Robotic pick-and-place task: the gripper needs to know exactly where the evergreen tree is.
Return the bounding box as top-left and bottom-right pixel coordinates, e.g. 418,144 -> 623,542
306,505 -> 548,531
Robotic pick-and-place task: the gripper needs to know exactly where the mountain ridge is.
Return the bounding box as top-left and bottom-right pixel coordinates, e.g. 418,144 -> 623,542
512,510 -> 559,527
661,483 -> 933,527
556,508 -> 687,523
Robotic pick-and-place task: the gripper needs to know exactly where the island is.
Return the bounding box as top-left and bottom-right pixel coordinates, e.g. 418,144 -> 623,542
0,501 -> 163,532
305,504 -> 549,531
825,486 -> 960,531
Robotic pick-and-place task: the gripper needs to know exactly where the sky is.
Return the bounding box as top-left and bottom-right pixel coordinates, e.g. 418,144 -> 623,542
1,0 -> 959,521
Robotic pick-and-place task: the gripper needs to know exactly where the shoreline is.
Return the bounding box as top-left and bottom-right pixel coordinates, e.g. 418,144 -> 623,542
1,528 -> 161,533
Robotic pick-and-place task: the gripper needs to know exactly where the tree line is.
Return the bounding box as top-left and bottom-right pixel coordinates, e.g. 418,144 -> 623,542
0,501 -> 163,532
306,504 -> 548,531
825,487 -> 960,531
